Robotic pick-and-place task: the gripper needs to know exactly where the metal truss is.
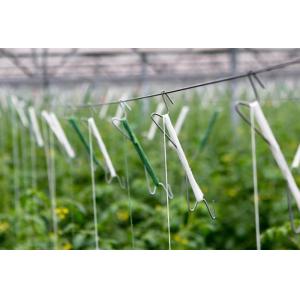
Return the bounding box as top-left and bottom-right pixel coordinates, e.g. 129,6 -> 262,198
0,48 -> 299,88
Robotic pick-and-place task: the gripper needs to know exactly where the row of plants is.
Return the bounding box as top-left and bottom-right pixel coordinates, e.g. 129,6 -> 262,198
0,87 -> 300,249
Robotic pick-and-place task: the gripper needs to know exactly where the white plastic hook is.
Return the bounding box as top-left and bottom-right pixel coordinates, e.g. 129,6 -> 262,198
250,100 -> 300,209
41,110 -> 75,159
168,106 -> 189,147
50,113 -> 75,159
162,113 -> 204,204
111,92 -> 130,125
28,106 -> 44,147
41,110 -> 53,128
291,145 -> 300,169
11,95 -> 29,128
88,117 -> 117,179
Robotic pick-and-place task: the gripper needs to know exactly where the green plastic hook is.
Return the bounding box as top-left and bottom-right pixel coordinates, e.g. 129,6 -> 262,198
68,117 -> 101,168
121,118 -> 160,187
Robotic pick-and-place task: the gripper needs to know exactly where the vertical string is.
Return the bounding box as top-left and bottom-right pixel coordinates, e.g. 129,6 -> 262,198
123,135 -> 135,249
162,115 -> 171,250
49,128 -> 58,249
0,105 -> 5,212
20,124 -> 28,190
30,129 -> 37,190
29,127 -> 37,249
250,105 -> 261,250
3,104 -> 10,213
0,105 -> 3,153
88,122 -> 100,250
11,106 -> 20,239
42,121 -> 58,249
68,159 -> 76,243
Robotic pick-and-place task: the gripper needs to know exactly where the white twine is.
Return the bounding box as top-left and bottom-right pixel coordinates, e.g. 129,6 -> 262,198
20,123 -> 28,189
123,135 -> 135,249
28,107 -> 44,147
42,120 -> 58,249
30,127 -> 37,190
88,122 -> 100,250
162,115 -> 171,250
250,103 -> 261,250
11,107 -> 21,234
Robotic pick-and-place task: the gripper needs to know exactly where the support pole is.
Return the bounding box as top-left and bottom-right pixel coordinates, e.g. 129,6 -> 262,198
230,48 -> 239,126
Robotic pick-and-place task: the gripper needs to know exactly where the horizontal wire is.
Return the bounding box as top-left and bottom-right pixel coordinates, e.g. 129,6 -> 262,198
65,56 -> 300,109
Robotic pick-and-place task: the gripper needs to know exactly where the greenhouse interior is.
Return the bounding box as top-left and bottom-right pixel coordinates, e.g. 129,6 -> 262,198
1,48 -> 300,250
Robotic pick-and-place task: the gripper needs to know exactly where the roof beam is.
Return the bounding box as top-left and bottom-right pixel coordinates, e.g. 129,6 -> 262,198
0,48 -> 34,77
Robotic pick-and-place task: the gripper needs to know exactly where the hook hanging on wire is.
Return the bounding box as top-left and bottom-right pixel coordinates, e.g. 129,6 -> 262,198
150,92 -> 177,148
145,102 -> 165,140
235,101 -> 270,145
247,71 -> 265,101
112,100 -> 173,197
68,117 -> 102,167
111,100 -> 132,139
150,113 -> 177,148
151,93 -> 215,219
236,100 -> 300,233
235,72 -> 266,138
111,100 -> 147,190
161,91 -> 174,113
185,175 -> 216,218
87,117 -> 125,189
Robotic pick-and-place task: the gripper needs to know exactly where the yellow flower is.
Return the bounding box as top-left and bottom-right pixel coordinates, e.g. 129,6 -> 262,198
221,153 -> 233,163
226,187 -> 239,197
174,234 -> 188,245
63,242 -> 72,250
55,207 -> 69,220
155,205 -> 163,212
0,222 -> 9,233
117,210 -> 129,222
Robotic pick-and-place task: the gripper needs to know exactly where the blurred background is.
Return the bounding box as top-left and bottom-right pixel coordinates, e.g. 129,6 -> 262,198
2,48 -> 300,122
1,48 -> 300,89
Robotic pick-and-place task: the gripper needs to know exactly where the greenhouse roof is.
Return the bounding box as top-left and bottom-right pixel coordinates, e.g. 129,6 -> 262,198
0,48 -> 300,88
